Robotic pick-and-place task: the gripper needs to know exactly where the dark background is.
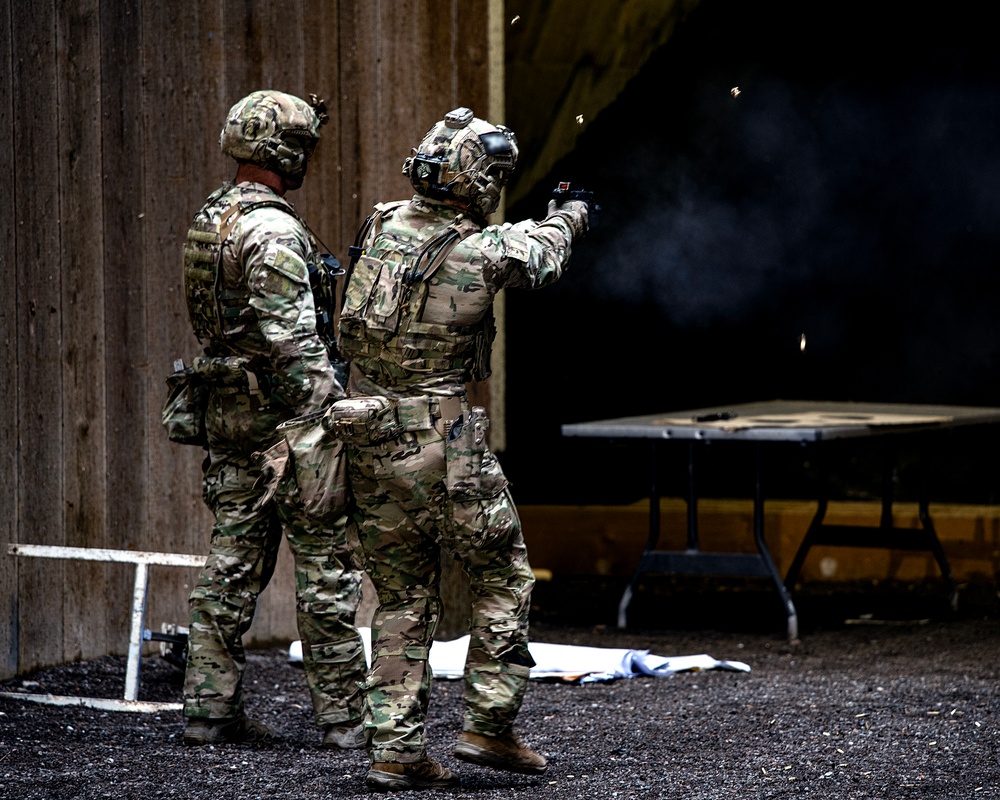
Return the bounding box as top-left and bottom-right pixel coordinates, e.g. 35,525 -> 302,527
503,0 -> 1000,507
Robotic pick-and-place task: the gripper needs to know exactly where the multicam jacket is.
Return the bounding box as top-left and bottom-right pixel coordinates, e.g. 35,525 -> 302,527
339,195 -> 586,396
183,181 -> 342,413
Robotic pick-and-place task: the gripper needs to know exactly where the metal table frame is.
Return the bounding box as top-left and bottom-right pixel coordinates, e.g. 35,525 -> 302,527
562,399 -> 1000,641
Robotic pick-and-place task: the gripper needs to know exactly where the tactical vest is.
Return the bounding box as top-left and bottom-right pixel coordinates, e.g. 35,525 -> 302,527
339,203 -> 496,380
183,185 -> 336,351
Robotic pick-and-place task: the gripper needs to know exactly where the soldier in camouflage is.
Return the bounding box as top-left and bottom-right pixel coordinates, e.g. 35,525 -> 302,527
179,90 -> 367,749
337,107 -> 590,791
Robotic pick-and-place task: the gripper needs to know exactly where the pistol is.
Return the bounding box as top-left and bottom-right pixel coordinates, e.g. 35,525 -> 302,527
552,181 -> 601,227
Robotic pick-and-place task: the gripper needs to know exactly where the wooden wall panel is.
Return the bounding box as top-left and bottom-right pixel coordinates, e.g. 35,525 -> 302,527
13,0 -> 66,674
140,2 -> 217,637
300,0 -> 344,251
98,0 -> 147,662
0,0 -> 496,678
330,0 -> 372,250
381,1 -> 444,150
58,0 -> 111,663
253,0 -> 306,94
0,0 -> 18,677
456,0 -> 491,120
338,1 -> 386,224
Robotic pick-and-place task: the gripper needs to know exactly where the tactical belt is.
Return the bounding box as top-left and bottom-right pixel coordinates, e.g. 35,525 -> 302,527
324,393 -> 467,445
393,395 -> 465,438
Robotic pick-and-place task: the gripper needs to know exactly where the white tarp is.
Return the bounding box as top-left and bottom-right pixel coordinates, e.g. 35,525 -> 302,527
289,629 -> 750,684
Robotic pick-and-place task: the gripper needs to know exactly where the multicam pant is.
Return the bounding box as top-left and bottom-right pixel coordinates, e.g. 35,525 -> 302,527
347,407 -> 536,764
183,387 -> 367,727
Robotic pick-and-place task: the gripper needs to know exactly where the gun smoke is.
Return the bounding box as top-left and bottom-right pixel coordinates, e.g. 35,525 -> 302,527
505,0 -> 1000,504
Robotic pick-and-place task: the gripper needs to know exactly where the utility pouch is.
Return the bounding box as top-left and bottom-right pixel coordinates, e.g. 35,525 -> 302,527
191,354 -> 270,405
276,410 -> 348,520
322,396 -> 403,445
444,406 -> 509,501
161,362 -> 208,446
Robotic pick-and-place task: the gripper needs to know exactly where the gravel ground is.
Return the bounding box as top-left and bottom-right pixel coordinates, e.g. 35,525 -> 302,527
3,577 -> 1000,799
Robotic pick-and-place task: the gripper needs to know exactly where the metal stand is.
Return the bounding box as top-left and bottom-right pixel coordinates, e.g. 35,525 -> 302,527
618,442 -> 799,641
783,439 -> 959,611
3,543 -> 203,713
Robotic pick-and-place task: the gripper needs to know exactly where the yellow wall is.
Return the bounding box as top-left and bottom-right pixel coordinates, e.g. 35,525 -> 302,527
519,500 -> 1000,585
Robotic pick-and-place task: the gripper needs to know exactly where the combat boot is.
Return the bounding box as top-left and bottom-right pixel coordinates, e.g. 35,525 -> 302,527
453,730 -> 547,774
322,721 -> 366,750
183,715 -> 278,746
366,757 -> 460,791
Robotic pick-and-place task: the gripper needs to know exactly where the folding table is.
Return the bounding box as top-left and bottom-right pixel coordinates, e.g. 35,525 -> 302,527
562,399 -> 1000,640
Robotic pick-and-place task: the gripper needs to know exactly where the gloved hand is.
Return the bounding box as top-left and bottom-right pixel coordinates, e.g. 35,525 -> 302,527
546,198 -> 589,238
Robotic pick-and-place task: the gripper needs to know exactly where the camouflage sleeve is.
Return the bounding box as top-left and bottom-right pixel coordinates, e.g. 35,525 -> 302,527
240,209 -> 342,412
483,199 -> 589,291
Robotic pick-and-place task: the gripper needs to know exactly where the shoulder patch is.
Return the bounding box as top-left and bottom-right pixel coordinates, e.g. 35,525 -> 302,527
264,242 -> 310,284
501,228 -> 531,263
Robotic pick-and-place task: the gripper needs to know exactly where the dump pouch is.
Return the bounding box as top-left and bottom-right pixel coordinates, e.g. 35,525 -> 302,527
322,396 -> 403,445
444,406 -> 509,501
161,365 -> 208,446
276,410 -> 349,520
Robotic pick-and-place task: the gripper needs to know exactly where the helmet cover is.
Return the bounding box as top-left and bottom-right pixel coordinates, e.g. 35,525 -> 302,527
220,90 -> 328,184
403,107 -> 518,216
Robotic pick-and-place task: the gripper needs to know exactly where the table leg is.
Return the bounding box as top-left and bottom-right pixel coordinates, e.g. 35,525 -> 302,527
785,446 -> 829,589
752,443 -> 799,641
618,440 -> 661,629
783,437 -> 959,615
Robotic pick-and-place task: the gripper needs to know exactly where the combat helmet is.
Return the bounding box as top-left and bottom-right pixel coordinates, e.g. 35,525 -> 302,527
220,90 -> 328,186
402,107 -> 518,218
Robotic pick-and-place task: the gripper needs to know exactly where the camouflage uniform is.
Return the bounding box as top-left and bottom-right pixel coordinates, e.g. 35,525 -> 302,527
339,190 -> 588,764
181,180 -> 366,729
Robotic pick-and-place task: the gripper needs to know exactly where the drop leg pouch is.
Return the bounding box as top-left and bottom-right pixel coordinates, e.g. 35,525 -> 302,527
277,410 -> 349,520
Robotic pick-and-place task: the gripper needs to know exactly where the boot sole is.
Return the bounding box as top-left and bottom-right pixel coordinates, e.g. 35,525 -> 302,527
323,739 -> 366,750
322,732 -> 366,750
366,769 -> 458,791
453,741 -> 547,775
183,721 -> 277,747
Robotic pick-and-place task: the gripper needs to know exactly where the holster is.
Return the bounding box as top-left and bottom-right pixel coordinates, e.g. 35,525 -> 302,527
443,405 -> 508,501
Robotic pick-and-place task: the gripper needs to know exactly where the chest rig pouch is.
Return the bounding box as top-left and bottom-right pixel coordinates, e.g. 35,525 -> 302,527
339,204 -> 480,346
